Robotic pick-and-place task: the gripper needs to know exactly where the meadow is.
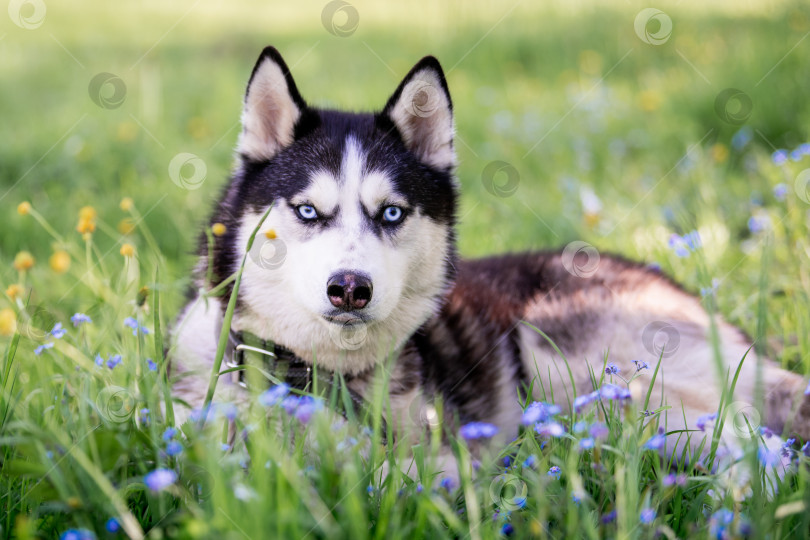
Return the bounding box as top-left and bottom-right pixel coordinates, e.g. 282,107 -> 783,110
2,0 -> 810,537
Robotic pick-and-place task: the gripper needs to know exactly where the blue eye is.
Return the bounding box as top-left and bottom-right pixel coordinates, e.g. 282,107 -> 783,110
296,205 -> 318,220
382,206 -> 404,223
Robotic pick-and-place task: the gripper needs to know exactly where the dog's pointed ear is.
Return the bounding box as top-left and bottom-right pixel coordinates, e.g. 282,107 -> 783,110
382,56 -> 455,171
237,46 -> 307,162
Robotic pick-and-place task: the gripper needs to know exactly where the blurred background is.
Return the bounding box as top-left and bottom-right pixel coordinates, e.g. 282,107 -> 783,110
2,0 -> 810,363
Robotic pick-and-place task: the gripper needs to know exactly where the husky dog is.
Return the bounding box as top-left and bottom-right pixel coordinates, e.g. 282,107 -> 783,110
171,46 -> 810,474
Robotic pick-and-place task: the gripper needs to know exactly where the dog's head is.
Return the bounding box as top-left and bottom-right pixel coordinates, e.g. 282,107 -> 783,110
207,47 -> 458,374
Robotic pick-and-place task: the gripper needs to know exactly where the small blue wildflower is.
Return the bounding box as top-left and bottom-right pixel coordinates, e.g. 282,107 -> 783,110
166,441 -> 183,457
572,420 -> 588,433
709,509 -> 735,539
758,446 -> 781,467
522,455 -> 537,468
640,508 -> 656,524
503,456 -> 512,467
574,390 -> 600,412
521,401 -> 560,425
95,354 -> 104,367
439,477 -> 455,492
605,363 -> 620,376
534,421 -> 565,437
59,530 -> 96,540
632,359 -> 649,371
220,402 -> 238,421
460,421 -> 499,440
781,438 -> 795,459
600,510 -> 617,524
731,127 -> 752,151
34,342 -> 54,355
791,149 -> 804,162
643,433 -> 666,451
144,468 -> 177,492
760,426 -> 774,438
773,183 -> 788,201
70,313 -> 92,327
571,492 -> 583,505
221,443 -> 231,452
123,316 -> 149,336
547,465 -> 561,479
501,523 -> 514,536
259,383 -> 291,406
367,484 -> 374,495
336,437 -> 358,451
748,214 -> 770,234
138,408 -> 150,424
51,322 -> 66,339
663,473 -> 687,487
772,149 -> 789,166
799,142 -> 810,155
589,423 -> 609,439
189,404 -> 213,423
579,437 -> 595,450
802,441 -> 810,457
147,358 -> 157,371
162,427 -> 177,441
416,483 -> 423,493
599,383 -> 631,401
696,413 -> 717,432
106,354 -> 122,370
294,396 -> 324,423
104,518 -> 120,533
804,380 -> 810,396
281,395 -> 300,414
668,234 -> 690,257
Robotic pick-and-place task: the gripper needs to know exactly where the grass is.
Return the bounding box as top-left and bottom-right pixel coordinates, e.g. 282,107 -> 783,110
3,0 -> 810,537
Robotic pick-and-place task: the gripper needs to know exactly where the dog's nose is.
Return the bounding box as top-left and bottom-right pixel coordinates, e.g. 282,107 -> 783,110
327,272 -> 373,311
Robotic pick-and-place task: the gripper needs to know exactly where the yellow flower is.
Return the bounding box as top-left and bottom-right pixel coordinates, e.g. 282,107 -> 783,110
49,250 -> 71,274
118,218 -> 136,235
264,229 -> 277,240
710,143 -> 729,163
120,197 -> 134,211
212,223 -> 227,236
120,243 -> 135,257
79,206 -> 97,221
0,308 -> 16,336
13,251 -> 34,271
17,202 -> 31,215
76,216 -> 96,234
5,284 -> 23,300
639,90 -> 661,112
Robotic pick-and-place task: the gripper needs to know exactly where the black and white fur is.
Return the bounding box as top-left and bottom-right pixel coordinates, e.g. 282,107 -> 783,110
171,47 -> 810,481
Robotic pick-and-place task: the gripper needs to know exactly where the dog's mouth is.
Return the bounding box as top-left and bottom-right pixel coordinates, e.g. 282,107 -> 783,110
322,312 -> 371,325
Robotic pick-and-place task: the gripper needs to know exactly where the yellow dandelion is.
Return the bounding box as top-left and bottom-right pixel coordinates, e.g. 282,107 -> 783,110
5,284 -> 23,300
120,197 -> 134,211
79,206 -> 97,221
120,243 -> 135,257
13,251 -> 34,271
710,143 -> 729,163
639,90 -> 661,112
17,202 -> 31,216
49,250 -> 71,274
212,223 -> 227,236
76,216 -> 96,234
0,308 -> 17,336
264,229 -> 277,240
118,218 -> 136,235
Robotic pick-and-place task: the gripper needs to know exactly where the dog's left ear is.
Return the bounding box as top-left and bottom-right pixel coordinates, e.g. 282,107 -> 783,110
382,57 -> 455,171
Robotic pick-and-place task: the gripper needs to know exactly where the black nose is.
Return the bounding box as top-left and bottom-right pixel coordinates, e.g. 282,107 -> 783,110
327,272 -> 373,311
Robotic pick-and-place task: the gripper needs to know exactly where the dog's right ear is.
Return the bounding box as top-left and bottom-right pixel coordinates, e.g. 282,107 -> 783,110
237,46 -> 307,162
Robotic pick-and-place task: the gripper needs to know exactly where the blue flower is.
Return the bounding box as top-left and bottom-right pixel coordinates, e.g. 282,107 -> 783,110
34,342 -> 54,355
293,396 -> 323,424
668,230 -> 701,257
748,214 -> 770,234
773,184 -> 788,202
600,510 -> 617,524
460,422 -> 499,440
572,420 -> 588,433
772,149 -> 789,166
522,455 -> 537,468
760,426 -> 774,438
696,413 -> 717,432
731,127 -> 752,151
138,408 -> 150,425
439,477 -> 455,492
221,443 -> 231,452
599,383 -> 631,401
70,313 -> 92,327
521,401 -> 560,425
663,473 -> 687,487
144,468 -> 177,492
791,149 -> 804,162
281,395 -> 300,415
501,523 -> 514,536
605,363 -> 620,376
106,354 -> 122,370
105,518 -> 120,533
640,508 -> 656,524
547,465 -> 561,479
709,509 -> 734,539
632,360 -> 649,371
220,402 -> 238,421
781,438 -> 795,459
94,354 -> 104,367
162,427 -> 177,441
416,483 -> 423,493
804,380 -> 810,396
259,383 -> 291,406
643,433 -> 666,451
589,423 -> 609,439
123,316 -> 149,336
534,422 -> 565,437
166,441 -> 183,457
574,390 -> 600,412
51,322 -> 66,339
757,446 -> 781,467
579,437 -> 595,450
147,358 -> 157,371
59,530 -> 96,540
